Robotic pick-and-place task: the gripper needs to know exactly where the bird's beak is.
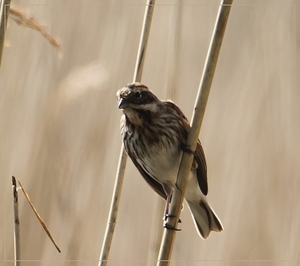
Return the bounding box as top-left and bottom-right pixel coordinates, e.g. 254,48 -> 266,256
118,98 -> 128,109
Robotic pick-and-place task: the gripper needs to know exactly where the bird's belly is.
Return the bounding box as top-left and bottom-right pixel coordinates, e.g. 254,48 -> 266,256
138,146 -> 181,185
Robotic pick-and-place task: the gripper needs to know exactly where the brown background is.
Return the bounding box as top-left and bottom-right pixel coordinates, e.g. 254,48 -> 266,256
1,0 -> 299,265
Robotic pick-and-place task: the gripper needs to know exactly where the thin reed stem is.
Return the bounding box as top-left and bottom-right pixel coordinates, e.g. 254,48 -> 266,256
0,0 -> 12,67
157,1 -> 234,265
98,1 -> 156,265
12,176 -> 20,266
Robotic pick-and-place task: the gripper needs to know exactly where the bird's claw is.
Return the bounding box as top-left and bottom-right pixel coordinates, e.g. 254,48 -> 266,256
163,221 -> 181,231
163,213 -> 182,231
163,213 -> 175,221
163,214 -> 182,223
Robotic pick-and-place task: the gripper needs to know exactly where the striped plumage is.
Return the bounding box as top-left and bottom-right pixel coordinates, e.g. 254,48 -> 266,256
116,82 -> 223,239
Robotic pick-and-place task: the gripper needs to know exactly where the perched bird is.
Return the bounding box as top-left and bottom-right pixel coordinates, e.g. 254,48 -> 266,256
116,82 -> 223,239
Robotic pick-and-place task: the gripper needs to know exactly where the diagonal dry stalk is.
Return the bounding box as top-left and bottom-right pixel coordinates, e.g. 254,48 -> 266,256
157,0 -> 234,265
9,7 -> 61,52
18,180 -> 61,253
98,1 -> 156,265
0,4 -> 61,68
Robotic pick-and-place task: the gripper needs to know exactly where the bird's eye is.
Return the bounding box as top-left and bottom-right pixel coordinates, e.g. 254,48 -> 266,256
135,91 -> 142,99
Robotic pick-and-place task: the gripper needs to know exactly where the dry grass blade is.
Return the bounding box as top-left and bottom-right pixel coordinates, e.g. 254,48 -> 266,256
12,176 -> 20,266
9,7 -> 61,52
17,180 -> 61,253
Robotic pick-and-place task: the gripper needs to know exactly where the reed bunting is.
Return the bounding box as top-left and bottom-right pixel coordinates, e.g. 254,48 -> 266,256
117,82 -> 223,239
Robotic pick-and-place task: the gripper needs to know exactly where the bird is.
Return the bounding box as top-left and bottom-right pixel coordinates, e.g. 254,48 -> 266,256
116,82 -> 223,239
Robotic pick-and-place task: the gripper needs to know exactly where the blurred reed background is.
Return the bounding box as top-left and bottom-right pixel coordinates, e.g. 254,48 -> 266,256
0,0 -> 299,265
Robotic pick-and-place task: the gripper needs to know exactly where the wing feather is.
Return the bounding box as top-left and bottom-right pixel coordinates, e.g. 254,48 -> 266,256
124,143 -> 167,200
195,141 -> 208,195
164,100 -> 208,195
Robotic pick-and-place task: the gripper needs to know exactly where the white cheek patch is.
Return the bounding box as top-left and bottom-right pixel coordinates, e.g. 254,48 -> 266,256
136,102 -> 158,112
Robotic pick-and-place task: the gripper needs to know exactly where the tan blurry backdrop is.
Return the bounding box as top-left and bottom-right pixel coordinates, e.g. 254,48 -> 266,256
0,0 -> 299,265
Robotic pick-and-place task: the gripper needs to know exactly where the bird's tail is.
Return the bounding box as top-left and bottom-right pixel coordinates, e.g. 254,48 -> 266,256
186,200 -> 223,239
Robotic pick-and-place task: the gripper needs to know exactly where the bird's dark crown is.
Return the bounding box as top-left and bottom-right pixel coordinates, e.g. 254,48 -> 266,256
116,82 -> 159,110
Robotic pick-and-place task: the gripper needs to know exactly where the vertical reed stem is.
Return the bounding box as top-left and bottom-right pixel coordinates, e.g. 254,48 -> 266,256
99,1 -> 156,265
157,1 -> 233,265
0,0 -> 11,67
12,176 -> 20,266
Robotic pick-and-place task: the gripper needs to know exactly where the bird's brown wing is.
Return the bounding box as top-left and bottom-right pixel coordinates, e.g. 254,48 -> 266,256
164,100 -> 208,196
195,141 -> 208,195
125,145 -> 167,200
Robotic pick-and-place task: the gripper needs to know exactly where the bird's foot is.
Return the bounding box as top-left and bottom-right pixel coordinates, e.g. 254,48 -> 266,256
163,221 -> 181,231
163,213 -> 182,231
163,214 -> 181,223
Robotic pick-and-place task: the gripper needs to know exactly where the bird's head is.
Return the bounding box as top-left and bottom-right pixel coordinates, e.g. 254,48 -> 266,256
116,83 -> 160,113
